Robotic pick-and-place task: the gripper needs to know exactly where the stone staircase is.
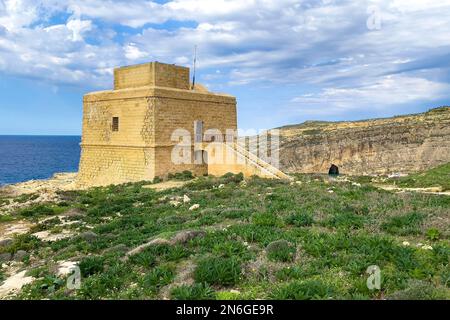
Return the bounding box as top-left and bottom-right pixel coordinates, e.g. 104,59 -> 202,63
226,143 -> 293,181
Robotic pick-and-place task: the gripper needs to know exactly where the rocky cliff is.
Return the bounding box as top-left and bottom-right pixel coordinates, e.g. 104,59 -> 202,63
277,107 -> 450,175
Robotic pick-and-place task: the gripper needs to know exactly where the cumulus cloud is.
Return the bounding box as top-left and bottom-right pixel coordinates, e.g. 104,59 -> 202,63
290,75 -> 450,116
0,0 -> 449,118
124,43 -> 148,60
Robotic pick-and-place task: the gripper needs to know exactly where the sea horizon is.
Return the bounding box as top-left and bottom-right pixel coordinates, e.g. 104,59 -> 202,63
0,134 -> 81,137
0,135 -> 81,186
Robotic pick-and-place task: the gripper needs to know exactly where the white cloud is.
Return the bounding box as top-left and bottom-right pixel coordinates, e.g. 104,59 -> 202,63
0,0 -> 449,119
124,43 -> 147,60
290,75 -> 450,116
66,18 -> 92,42
0,0 -> 39,30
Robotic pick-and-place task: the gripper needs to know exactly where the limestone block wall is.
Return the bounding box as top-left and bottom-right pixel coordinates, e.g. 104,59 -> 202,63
151,87 -> 237,178
114,62 -> 190,90
154,146 -> 208,178
77,146 -> 154,187
77,88 -> 157,187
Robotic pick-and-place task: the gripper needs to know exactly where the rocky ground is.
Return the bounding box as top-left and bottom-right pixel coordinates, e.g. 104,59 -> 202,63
0,170 -> 448,300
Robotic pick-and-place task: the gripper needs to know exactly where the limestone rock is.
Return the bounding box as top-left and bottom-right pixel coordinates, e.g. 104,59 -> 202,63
125,238 -> 171,259
0,253 -> 12,263
104,244 -> 129,255
277,107 -> 450,175
125,230 -> 206,260
189,204 -> 200,211
13,250 -> 28,262
79,231 -> 98,242
63,208 -> 85,218
170,200 -> 182,207
171,230 -> 206,244
0,238 -> 13,248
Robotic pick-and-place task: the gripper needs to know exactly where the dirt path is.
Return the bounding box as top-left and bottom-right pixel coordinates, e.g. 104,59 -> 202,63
159,259 -> 197,300
0,269 -> 33,299
375,184 -> 450,196
142,180 -> 189,192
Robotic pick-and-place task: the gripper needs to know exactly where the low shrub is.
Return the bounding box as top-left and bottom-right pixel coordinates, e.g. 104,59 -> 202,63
194,257 -> 242,286
79,256 -> 105,277
171,283 -> 215,300
425,228 -> 441,241
142,265 -> 174,292
252,212 -> 282,227
221,172 -> 244,184
326,212 -> 366,230
387,280 -> 448,300
168,171 -> 194,181
266,240 -> 296,262
272,280 -> 334,300
285,212 -> 314,227
19,204 -> 64,218
381,212 -> 425,235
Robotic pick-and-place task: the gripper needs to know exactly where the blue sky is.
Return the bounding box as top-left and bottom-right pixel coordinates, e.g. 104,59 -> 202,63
0,0 -> 449,135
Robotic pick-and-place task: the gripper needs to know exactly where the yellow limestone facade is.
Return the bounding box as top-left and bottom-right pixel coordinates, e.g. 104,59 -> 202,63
77,62 -> 290,187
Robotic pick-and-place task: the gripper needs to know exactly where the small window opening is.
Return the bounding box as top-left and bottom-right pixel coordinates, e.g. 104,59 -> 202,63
112,117 -> 119,131
194,120 -> 203,143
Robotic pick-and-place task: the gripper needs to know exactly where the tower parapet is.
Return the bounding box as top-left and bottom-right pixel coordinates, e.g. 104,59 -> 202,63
113,62 -> 190,90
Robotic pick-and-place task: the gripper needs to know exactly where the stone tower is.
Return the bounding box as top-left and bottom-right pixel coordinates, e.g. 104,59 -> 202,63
77,62 -> 237,187
77,61 -> 291,187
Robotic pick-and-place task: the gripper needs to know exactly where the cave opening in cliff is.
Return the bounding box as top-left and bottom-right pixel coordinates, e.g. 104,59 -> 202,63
329,164 -> 339,176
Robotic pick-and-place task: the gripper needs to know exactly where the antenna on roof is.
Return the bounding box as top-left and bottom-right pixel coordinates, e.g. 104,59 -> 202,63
191,45 -> 197,90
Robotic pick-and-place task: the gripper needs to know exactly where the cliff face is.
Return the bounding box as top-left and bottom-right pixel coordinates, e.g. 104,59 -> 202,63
278,107 -> 450,175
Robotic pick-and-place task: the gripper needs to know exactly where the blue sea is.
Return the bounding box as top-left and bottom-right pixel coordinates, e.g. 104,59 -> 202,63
0,136 -> 81,186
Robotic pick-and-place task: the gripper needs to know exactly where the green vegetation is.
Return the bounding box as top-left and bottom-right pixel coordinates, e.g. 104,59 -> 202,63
272,280 -> 334,300
266,240 -> 296,262
0,172 -> 448,300
171,283 -> 215,300
194,257 -> 242,286
390,162 -> 450,191
381,212 -> 425,236
168,170 -> 195,181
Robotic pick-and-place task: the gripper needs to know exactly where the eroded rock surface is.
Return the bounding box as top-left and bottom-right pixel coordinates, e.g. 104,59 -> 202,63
277,107 -> 450,175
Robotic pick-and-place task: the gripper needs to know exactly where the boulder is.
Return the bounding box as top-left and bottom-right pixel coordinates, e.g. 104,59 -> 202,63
189,204 -> 200,211
171,230 -> 206,244
104,244 -> 128,255
79,231 -> 98,242
63,208 -> 85,218
0,253 -> 12,263
13,250 -> 28,262
0,238 -> 13,248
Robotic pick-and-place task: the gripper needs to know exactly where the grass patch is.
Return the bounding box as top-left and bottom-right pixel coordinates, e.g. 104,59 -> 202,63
266,240 -> 296,262
272,280 -> 334,300
142,265 -> 175,293
285,212 -> 314,227
194,257 -> 242,286
171,283 -> 215,300
168,170 -> 194,181
391,162 -> 450,191
79,256 -> 105,277
18,204 -> 66,218
381,212 -> 425,235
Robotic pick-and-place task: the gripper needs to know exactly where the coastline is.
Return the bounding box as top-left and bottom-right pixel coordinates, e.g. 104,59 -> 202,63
0,172 -> 78,196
